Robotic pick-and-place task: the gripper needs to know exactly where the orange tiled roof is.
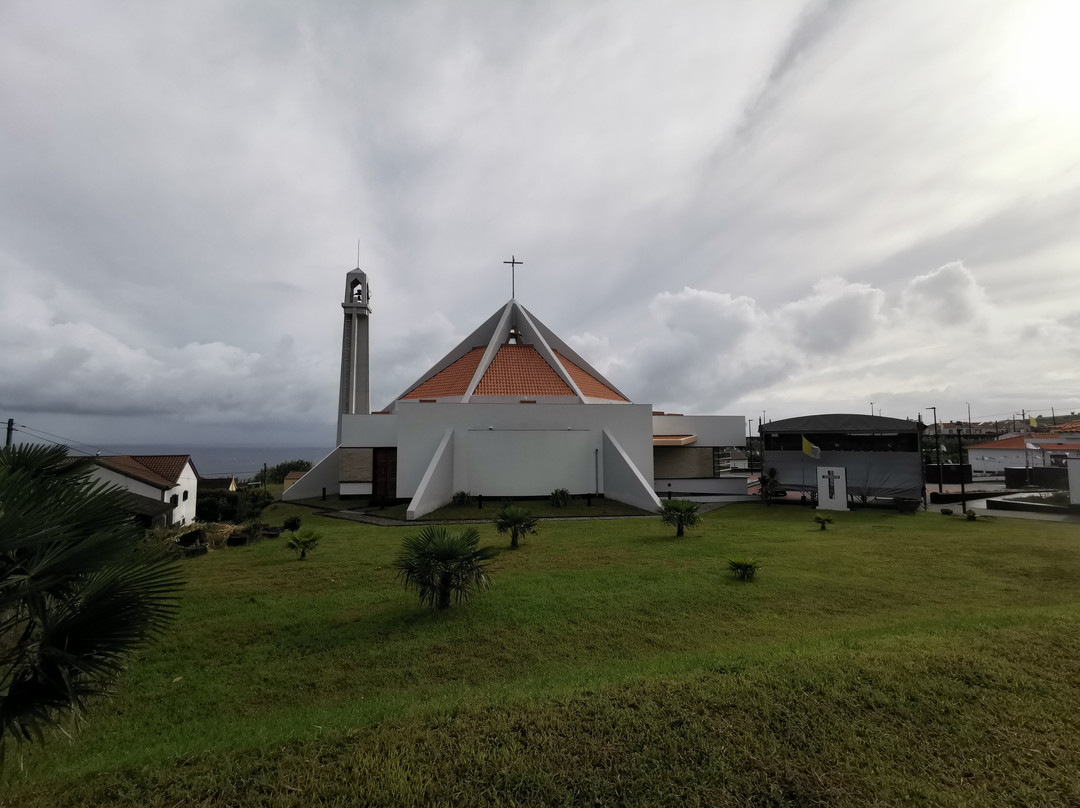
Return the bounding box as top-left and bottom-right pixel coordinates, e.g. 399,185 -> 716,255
130,455 -> 192,483
402,347 -> 486,399
475,345 -> 575,397
1058,419 -> 1080,432
554,351 -> 627,401
96,455 -> 186,489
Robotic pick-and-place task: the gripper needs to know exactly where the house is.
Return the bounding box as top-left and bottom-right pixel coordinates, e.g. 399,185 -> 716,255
283,267 -> 747,517
760,414 -> 925,502
966,434 -> 1080,474
93,454 -> 199,528
282,471 -> 306,492
199,476 -> 238,492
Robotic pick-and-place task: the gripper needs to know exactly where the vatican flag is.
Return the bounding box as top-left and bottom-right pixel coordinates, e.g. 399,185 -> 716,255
1029,416 -> 1037,428
802,436 -> 821,459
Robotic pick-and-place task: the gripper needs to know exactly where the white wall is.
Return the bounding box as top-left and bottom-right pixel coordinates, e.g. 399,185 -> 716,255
455,429 -> 597,495
394,402 -> 655,499
281,448 -> 341,501
92,466 -> 162,501
339,413 -> 398,446
170,461 -> 198,525
1070,458 -> 1080,506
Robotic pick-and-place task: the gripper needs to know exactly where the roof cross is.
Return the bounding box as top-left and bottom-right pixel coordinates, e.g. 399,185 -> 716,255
503,255 -> 523,298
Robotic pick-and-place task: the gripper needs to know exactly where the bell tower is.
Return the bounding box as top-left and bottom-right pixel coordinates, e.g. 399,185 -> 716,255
338,267 -> 371,443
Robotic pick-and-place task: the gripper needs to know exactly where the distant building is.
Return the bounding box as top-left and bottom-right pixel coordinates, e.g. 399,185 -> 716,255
761,414 -> 925,502
282,471 -> 306,492
93,454 -> 198,528
199,475 -> 238,492
966,434 -> 1080,474
284,267 -> 747,517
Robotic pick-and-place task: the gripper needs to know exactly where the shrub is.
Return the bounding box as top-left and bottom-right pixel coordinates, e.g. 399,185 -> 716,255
658,499 -> 700,537
393,526 -> 495,609
451,490 -> 474,507
282,516 -> 302,532
814,515 -> 833,530
285,527 -> 321,560
550,488 -> 570,507
966,510 -> 977,521
495,506 -> 539,550
728,559 -> 759,581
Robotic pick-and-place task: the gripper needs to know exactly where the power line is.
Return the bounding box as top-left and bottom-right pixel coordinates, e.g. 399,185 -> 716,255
11,423 -> 116,456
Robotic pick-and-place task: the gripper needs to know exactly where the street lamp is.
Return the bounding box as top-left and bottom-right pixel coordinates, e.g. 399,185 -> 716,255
928,406 -> 942,494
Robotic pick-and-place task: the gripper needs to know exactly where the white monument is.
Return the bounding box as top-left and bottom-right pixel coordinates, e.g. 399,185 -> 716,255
817,466 -> 849,511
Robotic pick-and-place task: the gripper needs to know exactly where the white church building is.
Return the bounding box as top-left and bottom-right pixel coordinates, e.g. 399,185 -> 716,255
284,268 -> 747,519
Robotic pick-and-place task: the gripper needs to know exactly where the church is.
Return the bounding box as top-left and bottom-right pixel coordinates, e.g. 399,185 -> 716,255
283,267 -> 747,518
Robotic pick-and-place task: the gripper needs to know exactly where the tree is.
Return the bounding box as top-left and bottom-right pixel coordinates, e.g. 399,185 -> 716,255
494,506 -> 539,550
658,499 -> 700,537
285,527 -> 321,560
0,445 -> 182,758
392,526 -> 494,610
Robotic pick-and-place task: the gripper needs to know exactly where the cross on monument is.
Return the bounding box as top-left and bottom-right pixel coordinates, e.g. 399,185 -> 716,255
822,468 -> 841,499
503,255 -> 523,298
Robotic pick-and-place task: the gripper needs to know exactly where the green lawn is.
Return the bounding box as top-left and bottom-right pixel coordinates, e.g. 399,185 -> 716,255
5,504 -> 1080,806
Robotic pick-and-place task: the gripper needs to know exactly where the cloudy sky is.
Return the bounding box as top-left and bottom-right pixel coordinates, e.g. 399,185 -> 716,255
3,0 -> 1079,450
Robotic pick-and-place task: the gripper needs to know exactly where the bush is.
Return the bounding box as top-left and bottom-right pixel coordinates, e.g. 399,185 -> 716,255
728,559 -> 759,581
494,506 -> 539,550
285,527 -> 321,560
451,491 -> 474,507
282,516 -> 302,532
814,515 -> 833,530
550,488 -> 570,507
658,499 -> 700,537
393,526 -> 495,609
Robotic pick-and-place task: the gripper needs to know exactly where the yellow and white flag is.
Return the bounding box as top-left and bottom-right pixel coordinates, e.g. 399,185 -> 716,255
1029,416 -> 1037,428
802,436 -> 821,459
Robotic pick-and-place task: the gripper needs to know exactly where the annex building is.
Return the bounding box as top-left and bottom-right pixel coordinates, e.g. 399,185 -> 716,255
284,268 -> 746,518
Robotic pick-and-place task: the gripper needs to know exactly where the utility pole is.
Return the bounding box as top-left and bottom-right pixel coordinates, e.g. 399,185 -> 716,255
5,418 -> 12,448
957,428 -> 967,513
928,406 -> 942,493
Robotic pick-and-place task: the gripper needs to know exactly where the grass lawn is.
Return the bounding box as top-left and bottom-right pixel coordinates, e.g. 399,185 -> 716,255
4,504 -> 1080,806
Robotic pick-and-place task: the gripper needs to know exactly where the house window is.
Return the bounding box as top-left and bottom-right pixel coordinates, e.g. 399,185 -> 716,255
170,494 -> 179,506
183,490 -> 189,501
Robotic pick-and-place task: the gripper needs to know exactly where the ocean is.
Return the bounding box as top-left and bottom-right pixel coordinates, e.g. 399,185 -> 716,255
78,445 -> 335,480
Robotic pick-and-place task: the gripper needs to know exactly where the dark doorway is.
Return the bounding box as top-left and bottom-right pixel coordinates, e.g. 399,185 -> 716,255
373,448 -> 397,502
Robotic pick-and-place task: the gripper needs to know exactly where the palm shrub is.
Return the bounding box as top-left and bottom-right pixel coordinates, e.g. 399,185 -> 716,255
814,515 -> 833,530
393,526 -> 494,610
728,558 -> 759,581
494,506 -> 539,550
284,527 -> 321,560
0,444 -> 182,758
658,499 -> 700,537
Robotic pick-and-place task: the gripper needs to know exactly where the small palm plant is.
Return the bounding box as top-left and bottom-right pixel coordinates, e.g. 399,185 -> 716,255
659,499 -> 700,537
0,444 -> 182,757
393,526 -> 495,610
285,527 -> 321,560
814,515 -> 833,531
494,506 -> 539,550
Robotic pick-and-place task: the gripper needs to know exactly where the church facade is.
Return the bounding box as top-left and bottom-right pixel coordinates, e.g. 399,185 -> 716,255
284,268 -> 747,518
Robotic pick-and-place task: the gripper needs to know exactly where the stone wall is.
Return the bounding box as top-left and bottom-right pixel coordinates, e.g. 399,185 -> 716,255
339,448 -> 373,482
